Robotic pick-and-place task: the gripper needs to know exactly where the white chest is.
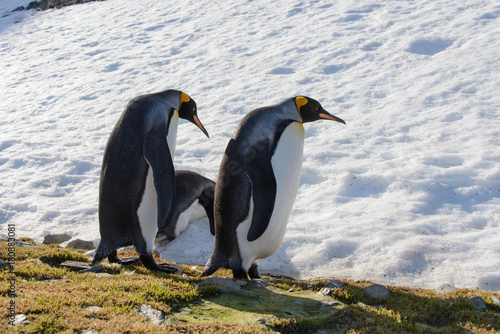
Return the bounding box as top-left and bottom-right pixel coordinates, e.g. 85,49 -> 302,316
236,122 -> 305,270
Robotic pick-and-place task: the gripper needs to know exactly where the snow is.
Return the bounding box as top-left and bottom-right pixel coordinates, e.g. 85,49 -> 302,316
1,0 -> 500,291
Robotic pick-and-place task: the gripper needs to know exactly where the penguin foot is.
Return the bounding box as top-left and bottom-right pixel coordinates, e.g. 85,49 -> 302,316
248,264 -> 260,279
232,268 -> 249,280
140,254 -> 179,274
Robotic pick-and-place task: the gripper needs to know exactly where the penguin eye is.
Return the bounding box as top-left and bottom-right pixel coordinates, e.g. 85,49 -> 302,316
314,106 -> 319,112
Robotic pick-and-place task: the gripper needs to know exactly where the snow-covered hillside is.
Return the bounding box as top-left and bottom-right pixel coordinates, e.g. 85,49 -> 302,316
1,0 -> 499,290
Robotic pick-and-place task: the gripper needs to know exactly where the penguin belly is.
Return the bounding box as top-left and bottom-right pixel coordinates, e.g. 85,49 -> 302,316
137,169 -> 158,253
174,200 -> 207,237
236,122 -> 305,271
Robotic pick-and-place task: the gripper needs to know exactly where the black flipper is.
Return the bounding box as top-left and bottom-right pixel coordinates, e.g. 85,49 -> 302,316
143,123 -> 176,231
199,187 -> 215,236
246,143 -> 277,242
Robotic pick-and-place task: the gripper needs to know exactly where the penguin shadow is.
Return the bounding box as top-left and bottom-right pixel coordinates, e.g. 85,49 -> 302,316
188,278 -> 337,322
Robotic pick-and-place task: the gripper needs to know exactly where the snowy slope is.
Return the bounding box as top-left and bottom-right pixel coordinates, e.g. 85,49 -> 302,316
1,0 -> 499,290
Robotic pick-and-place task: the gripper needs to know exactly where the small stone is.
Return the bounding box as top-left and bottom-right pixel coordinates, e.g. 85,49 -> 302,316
0,259 -> 12,269
60,261 -> 93,271
138,304 -> 165,326
257,317 -> 266,324
249,279 -> 270,287
288,288 -> 295,292
470,296 -> 487,311
78,265 -> 103,274
284,311 -> 293,315
13,314 -> 29,325
43,233 -> 71,245
319,279 -> 344,296
66,239 -> 95,250
122,270 -> 135,275
84,306 -> 103,313
16,241 -> 35,247
364,284 -> 390,299
84,249 -> 96,257
94,273 -> 114,277
293,301 -> 304,306
435,284 -> 457,294
78,330 -> 99,334
490,295 -> 500,305
326,279 -> 344,289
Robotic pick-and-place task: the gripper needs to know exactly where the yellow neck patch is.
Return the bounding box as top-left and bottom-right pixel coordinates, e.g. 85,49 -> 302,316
180,92 -> 190,105
295,96 -> 308,121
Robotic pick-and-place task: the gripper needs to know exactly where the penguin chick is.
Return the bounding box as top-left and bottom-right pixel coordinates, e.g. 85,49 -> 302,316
155,170 -> 215,246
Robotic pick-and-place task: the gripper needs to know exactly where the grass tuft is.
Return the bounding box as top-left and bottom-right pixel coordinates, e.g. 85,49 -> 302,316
1,241 -> 499,333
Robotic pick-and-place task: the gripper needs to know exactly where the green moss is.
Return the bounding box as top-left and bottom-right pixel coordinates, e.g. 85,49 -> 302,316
1,241 -> 499,334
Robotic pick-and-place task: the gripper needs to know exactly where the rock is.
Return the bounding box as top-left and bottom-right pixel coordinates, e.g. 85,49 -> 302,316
248,279 -> 270,288
0,259 -> 12,270
435,284 -> 457,293
66,239 -> 95,250
470,296 -> 487,311
363,284 -> 390,299
78,266 -> 103,274
13,314 -> 29,325
15,241 -> 35,247
24,0 -> 105,11
94,273 -> 114,277
60,261 -> 91,270
256,317 -> 266,324
490,295 -> 500,305
138,304 -> 165,326
78,330 -> 99,334
319,279 -> 344,295
84,249 -> 96,261
83,306 -> 103,313
0,234 -> 13,241
43,233 -> 71,245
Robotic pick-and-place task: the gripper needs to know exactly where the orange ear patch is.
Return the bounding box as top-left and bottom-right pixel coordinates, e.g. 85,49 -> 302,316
295,96 -> 308,121
180,92 -> 190,104
295,96 -> 308,111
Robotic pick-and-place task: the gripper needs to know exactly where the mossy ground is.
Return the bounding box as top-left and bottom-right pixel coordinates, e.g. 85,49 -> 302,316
1,240 -> 499,333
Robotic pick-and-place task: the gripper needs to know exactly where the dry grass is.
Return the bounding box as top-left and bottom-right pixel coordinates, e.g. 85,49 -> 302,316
1,240 -> 499,333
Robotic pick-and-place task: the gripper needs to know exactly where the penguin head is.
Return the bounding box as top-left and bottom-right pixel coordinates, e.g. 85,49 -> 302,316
178,92 -> 209,138
295,96 -> 346,125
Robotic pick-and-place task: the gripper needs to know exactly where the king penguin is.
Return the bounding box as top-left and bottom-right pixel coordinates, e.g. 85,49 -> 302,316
92,89 -> 209,273
201,96 -> 345,279
155,170 -> 215,245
